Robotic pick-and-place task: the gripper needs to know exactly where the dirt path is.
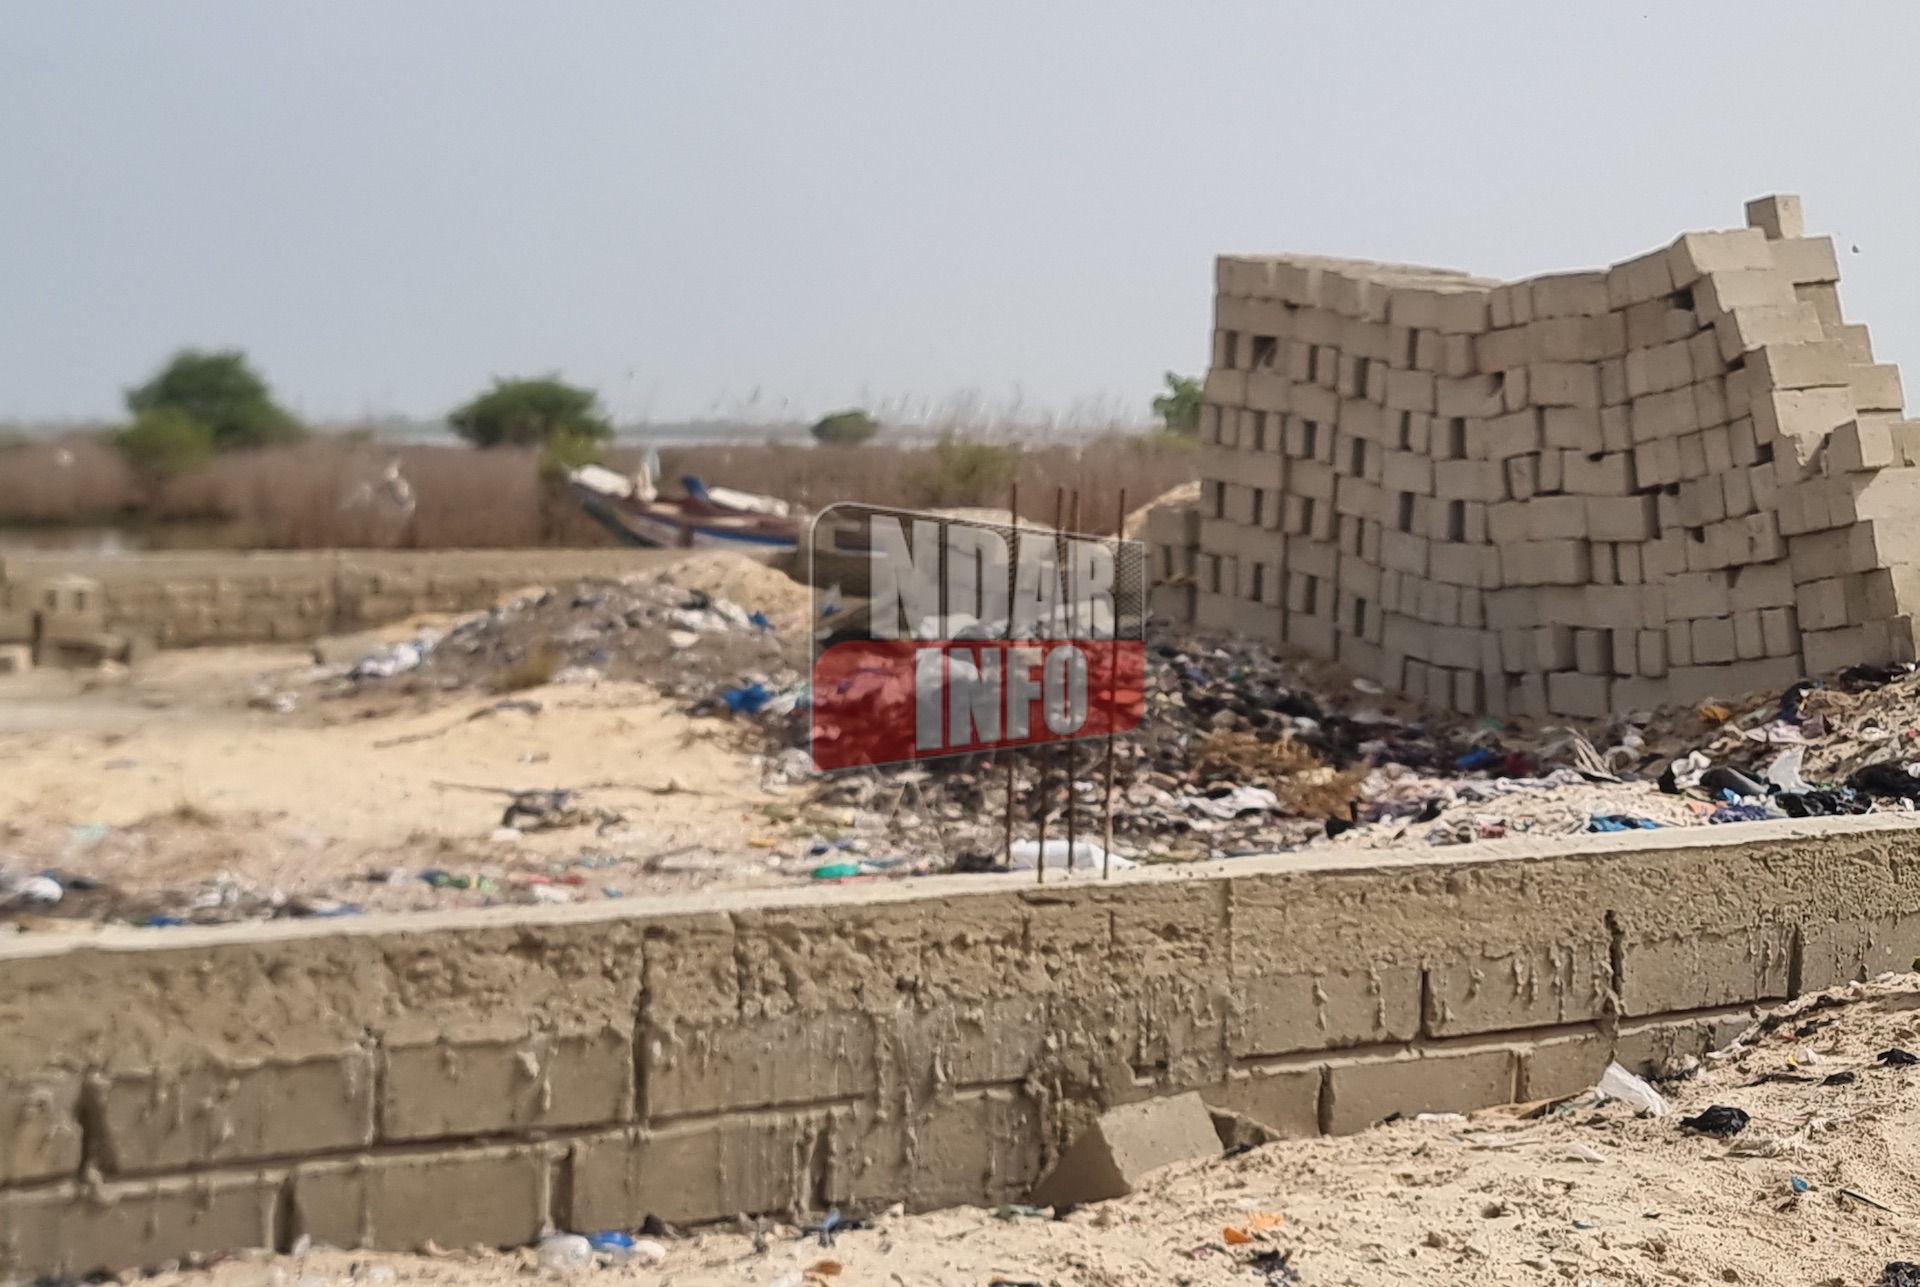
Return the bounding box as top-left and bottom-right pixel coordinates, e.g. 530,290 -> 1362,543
0,644 -> 790,918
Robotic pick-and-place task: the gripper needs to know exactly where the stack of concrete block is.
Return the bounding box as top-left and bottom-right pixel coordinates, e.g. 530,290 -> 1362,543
1156,194 -> 1918,716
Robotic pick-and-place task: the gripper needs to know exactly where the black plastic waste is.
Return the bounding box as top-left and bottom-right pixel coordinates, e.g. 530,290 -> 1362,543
1778,789 -> 1871,818
1777,679 -> 1819,721
1850,762 -> 1920,802
1678,1105 -> 1750,1137
1878,1048 -> 1920,1067
1881,1263 -> 1920,1287
1248,1249 -> 1302,1284
1838,662 -> 1908,689
1823,1071 -> 1858,1086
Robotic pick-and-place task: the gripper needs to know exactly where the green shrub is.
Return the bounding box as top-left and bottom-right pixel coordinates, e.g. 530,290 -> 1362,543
450,377 -> 613,448
809,409 -> 880,446
127,350 -> 304,450
115,407 -> 215,477
904,433 -> 1020,507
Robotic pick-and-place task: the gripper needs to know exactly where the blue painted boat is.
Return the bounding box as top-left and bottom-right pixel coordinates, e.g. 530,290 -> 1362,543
567,464 -> 801,553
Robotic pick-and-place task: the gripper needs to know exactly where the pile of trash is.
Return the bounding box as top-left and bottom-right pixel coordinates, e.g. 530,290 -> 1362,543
786,632 -> 1920,870
319,555 -> 811,715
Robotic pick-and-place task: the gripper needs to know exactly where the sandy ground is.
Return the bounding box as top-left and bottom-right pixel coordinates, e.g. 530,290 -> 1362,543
133,977 -> 1920,1287
0,643 -> 800,919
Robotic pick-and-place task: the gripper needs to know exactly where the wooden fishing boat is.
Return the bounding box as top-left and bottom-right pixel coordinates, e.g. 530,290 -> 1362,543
568,464 -> 801,553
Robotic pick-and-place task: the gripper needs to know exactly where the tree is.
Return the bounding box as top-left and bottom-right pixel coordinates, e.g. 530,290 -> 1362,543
448,377 -> 614,448
810,409 -> 880,446
126,349 -> 304,450
115,407 -> 214,477
1151,372 -> 1202,437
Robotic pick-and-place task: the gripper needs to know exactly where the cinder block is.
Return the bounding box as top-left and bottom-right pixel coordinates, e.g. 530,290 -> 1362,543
643,1011 -> 873,1118
0,1172 -> 280,1277
1729,560 -> 1795,611
1760,605 -> 1798,657
1799,910 -> 1920,993
1751,386 -> 1856,447
1531,362 -> 1603,408
570,1110 -> 833,1229
1776,236 -> 1842,287
1694,269 -> 1796,321
1522,1031 -> 1611,1101
1546,670 -> 1611,717
1637,629 -> 1668,677
905,1088 -> 1046,1209
1560,447 -> 1634,496
98,1053 -> 374,1172
0,1071 -> 82,1183
1852,364 -> 1905,414
1716,302 -> 1826,363
1528,495 -> 1588,542
1750,342 -> 1850,390
292,1144 -> 553,1251
1803,618 -> 1917,675
1423,941 -> 1611,1037
1201,1064 -> 1322,1141
1573,628 -> 1612,675
1028,1092 -> 1220,1207
1586,495 -> 1658,542
1607,247 -> 1675,309
1528,271 -> 1610,319
1744,193 -> 1805,240
1830,418 -> 1897,473
1616,922 -> 1793,1016
1691,616 -> 1737,664
1322,1047 -> 1517,1135
1667,228 -> 1773,287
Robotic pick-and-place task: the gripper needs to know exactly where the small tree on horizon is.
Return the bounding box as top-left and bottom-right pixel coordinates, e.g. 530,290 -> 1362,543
448,376 -> 614,448
126,349 -> 304,451
1151,372 -> 1202,437
809,408 -> 880,446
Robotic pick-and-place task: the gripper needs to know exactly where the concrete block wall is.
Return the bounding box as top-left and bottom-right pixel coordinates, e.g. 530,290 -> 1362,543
1155,193 -> 1920,715
0,549 -> 673,648
5,814 -> 1920,1273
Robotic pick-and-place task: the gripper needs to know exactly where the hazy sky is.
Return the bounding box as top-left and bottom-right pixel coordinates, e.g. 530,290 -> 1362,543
3,2 -> 1918,426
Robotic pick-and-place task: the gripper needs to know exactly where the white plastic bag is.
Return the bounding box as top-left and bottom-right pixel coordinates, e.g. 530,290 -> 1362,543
1007,838 -> 1135,872
1595,1061 -> 1669,1116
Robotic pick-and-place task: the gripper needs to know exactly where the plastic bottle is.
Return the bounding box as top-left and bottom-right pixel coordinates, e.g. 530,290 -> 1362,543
537,1233 -> 593,1274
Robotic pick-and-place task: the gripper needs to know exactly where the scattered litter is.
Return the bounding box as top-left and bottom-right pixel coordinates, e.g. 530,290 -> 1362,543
1221,1212 -> 1285,1244
1563,1142 -> 1608,1164
1246,1248 -> 1301,1284
1882,1262 -> 1920,1287
1596,1062 -> 1669,1116
5,874 -> 63,906
1007,838 -> 1135,873
1588,814 -> 1662,833
1678,1105 -> 1750,1138
1766,746 -> 1812,793
1879,1048 -> 1920,1067
536,1233 -> 593,1274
